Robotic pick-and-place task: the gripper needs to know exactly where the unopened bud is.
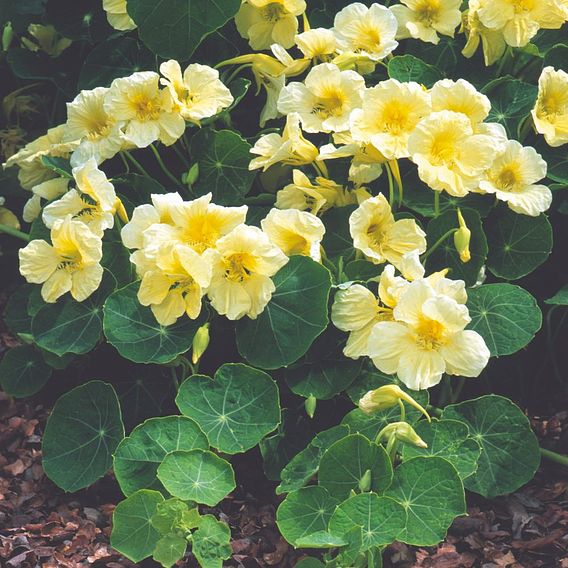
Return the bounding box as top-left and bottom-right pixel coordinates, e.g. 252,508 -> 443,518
185,163 -> 199,187
454,208 -> 471,263
305,394 -> 317,418
358,469 -> 372,492
115,199 -> 129,223
377,422 -> 428,449
2,22 -> 14,52
191,323 -> 210,365
359,385 -> 431,421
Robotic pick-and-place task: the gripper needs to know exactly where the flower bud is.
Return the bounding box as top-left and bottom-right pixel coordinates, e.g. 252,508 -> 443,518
377,422 -> 428,449
191,323 -> 210,365
454,208 -> 471,263
359,384 -> 431,421
305,394 -> 317,419
185,163 -> 199,187
358,469 -> 372,492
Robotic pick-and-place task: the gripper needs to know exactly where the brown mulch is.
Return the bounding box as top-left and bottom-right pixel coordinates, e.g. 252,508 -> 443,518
1,392 -> 567,568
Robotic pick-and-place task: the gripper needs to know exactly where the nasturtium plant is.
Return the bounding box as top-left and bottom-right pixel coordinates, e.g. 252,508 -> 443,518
1,0 -> 567,566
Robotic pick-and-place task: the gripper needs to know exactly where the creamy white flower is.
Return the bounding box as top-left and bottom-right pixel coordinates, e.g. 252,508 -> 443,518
295,28 -> 337,59
103,0 -> 136,31
277,63 -> 365,133
429,78 -> 491,125
478,140 -> 552,216
532,66 -> 568,147
333,2 -> 398,61
160,61 -> 233,124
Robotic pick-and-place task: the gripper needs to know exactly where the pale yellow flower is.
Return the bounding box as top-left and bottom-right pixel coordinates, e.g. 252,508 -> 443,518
462,0 -> 507,66
477,0 -> 566,47
43,158 -> 119,236
4,125 -> 76,190
261,208 -> 325,261
295,28 -> 337,59
249,113 -> 318,171
19,216 -> 103,303
331,284 -> 387,358
277,63 -> 365,133
22,24 -> 72,57
532,66 -> 568,147
64,87 -> 125,166
207,224 -> 289,320
429,78 -> 490,125
350,79 -> 431,160
318,136 -> 386,186
235,0 -> 307,50
408,110 -> 496,197
276,169 -> 359,215
478,140 -> 552,216
333,2 -> 398,61
104,71 -> 185,148
349,194 -> 427,267
138,243 -> 212,326
390,0 -> 462,44
22,178 -> 70,223
367,279 -> 490,390
103,0 -> 137,31
159,61 -> 233,124
121,192 -> 184,250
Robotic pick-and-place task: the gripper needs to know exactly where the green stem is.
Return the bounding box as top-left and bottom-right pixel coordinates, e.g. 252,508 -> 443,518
0,223 -> 30,241
398,399 -> 406,423
540,448 -> 568,468
434,191 -> 440,217
450,377 -> 466,404
385,164 -> 396,211
150,144 -> 180,186
122,150 -> 151,177
170,367 -> 180,392
422,228 -> 457,261
518,115 -> 534,142
172,143 -> 190,169
224,63 -> 252,86
119,151 -> 131,174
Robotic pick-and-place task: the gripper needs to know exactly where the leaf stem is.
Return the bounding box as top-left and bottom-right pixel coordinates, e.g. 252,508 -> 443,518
540,448 -> 568,468
434,191 -> 440,217
172,142 -> 190,169
0,223 -> 30,242
386,163 -> 396,211
122,150 -> 151,177
422,228 -> 457,261
150,144 -> 180,186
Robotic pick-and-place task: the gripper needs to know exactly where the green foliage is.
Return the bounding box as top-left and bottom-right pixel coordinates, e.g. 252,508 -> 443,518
443,395 -> 541,498
0,344 -> 52,397
42,381 -> 124,492
388,55 -> 443,88
236,256 -> 332,369
175,363 -> 281,454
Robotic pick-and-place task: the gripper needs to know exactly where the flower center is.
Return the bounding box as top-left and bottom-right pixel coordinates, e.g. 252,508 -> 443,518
223,253 -> 257,283
312,88 -> 347,119
495,165 -> 520,192
539,92 -> 567,118
379,101 -> 411,135
366,223 -> 387,249
261,3 -> 285,22
429,131 -> 459,165
354,24 -> 382,53
131,95 -> 161,121
57,250 -> 82,271
415,0 -> 441,23
415,317 -> 447,350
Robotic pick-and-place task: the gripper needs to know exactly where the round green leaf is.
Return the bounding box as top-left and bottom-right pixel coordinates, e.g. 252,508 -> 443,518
486,208 -> 552,280
111,489 -> 164,563
276,486 -> 339,546
42,381 -> 124,492
176,363 -> 280,454
485,78 -> 538,138
443,395 -> 541,498
329,493 -> 407,549
157,450 -> 235,506
192,515 -> 232,568
384,456 -> 466,546
388,54 -> 443,88
321,206 -> 356,259
285,358 -> 362,400
295,559 -> 325,568
277,425 -> 350,495
536,138 -> 568,184
3,283 -> 36,335
128,0 -> 241,60
466,284 -> 542,356
153,533 -> 187,567
402,419 -> 481,480
236,256 -> 332,369
425,208 -> 488,286
103,281 -> 205,364
32,273 -> 115,356
114,416 -> 209,496
546,284 -> 568,305
78,36 -> 156,90
318,434 -> 393,500
0,345 -> 52,398
295,531 -> 348,548
190,129 -> 255,206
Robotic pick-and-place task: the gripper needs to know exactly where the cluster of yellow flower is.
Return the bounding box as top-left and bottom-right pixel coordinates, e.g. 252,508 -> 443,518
8,60 -> 236,306
121,193 -> 325,324
331,250 -> 490,390
463,0 -> 568,65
